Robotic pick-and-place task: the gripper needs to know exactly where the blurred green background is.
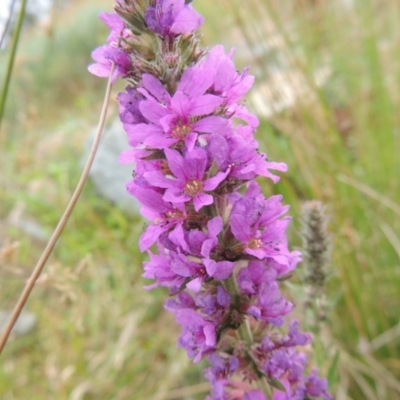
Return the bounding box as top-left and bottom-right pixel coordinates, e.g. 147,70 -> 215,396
0,0 -> 399,398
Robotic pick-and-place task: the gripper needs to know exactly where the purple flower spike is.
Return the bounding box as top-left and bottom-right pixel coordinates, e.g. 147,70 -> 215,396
90,1 -> 332,398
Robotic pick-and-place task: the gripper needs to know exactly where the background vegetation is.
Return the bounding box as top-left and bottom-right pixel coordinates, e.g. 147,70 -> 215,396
0,0 -> 399,398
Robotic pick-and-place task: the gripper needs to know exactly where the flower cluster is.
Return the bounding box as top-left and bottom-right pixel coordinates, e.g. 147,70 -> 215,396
89,1 -> 332,399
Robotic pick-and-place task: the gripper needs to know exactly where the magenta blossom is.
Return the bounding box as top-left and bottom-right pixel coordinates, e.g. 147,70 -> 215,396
129,70 -> 230,150
173,308 -> 216,363
144,148 -> 229,211
88,45 -> 131,83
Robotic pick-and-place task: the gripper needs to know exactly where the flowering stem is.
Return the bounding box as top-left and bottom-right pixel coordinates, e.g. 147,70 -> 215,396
0,64 -> 116,356
0,0 -> 27,130
87,2 -> 333,398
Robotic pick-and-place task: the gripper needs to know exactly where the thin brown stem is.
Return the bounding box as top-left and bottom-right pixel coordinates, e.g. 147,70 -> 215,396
0,65 -> 116,355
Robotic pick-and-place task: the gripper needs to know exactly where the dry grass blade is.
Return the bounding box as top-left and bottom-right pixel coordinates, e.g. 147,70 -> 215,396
380,223 -> 400,259
337,174 -> 400,217
366,320 -> 400,353
363,353 -> 400,393
346,368 -> 378,400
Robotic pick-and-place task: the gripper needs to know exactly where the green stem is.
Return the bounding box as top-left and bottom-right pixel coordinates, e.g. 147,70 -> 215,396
0,0 -> 27,130
226,275 -> 272,398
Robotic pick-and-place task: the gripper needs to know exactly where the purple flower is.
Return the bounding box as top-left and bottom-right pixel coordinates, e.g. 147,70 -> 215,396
185,216 -> 222,257
144,148 -> 229,211
193,286 -> 231,325
118,87 -> 146,127
173,308 -> 216,363
131,71 -> 230,150
209,132 -> 287,183
282,321 -> 312,348
305,370 -> 332,400
166,291 -> 197,312
88,45 -> 131,83
206,353 -> 239,383
142,249 -> 186,291
145,0 -> 204,37
203,259 -> 235,280
201,45 -> 255,106
237,261 -> 277,295
228,185 -> 293,264
247,281 -> 293,326
230,212 -> 292,261
127,181 -> 186,251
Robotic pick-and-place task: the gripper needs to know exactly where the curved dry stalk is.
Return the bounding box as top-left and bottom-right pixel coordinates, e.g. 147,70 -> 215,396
0,64 -> 116,355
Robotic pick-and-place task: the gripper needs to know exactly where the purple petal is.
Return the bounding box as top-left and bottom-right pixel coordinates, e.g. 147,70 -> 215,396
203,323 -> 216,347
204,259 -> 234,280
193,193 -> 213,211
201,238 -> 216,258
142,73 -> 171,102
169,223 -> 189,251
189,94 -> 223,116
187,277 -> 202,292
230,214 -> 251,242
203,169 -> 229,191
139,100 -> 169,124
163,191 -> 190,205
164,148 -> 186,180
139,224 -> 165,251
178,67 -> 215,98
171,6 -> 204,34
184,131 -> 198,151
209,134 -> 229,166
119,149 -> 136,164
213,261 -> 235,279
88,63 -> 110,78
171,91 -> 191,117
246,248 -> 266,259
127,184 -> 170,213
125,123 -> 163,145
170,254 -> 192,277
227,74 -> 255,103
143,135 -> 177,149
144,171 -> 178,189
193,116 -> 230,134
184,148 -> 208,180
208,217 -> 222,236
